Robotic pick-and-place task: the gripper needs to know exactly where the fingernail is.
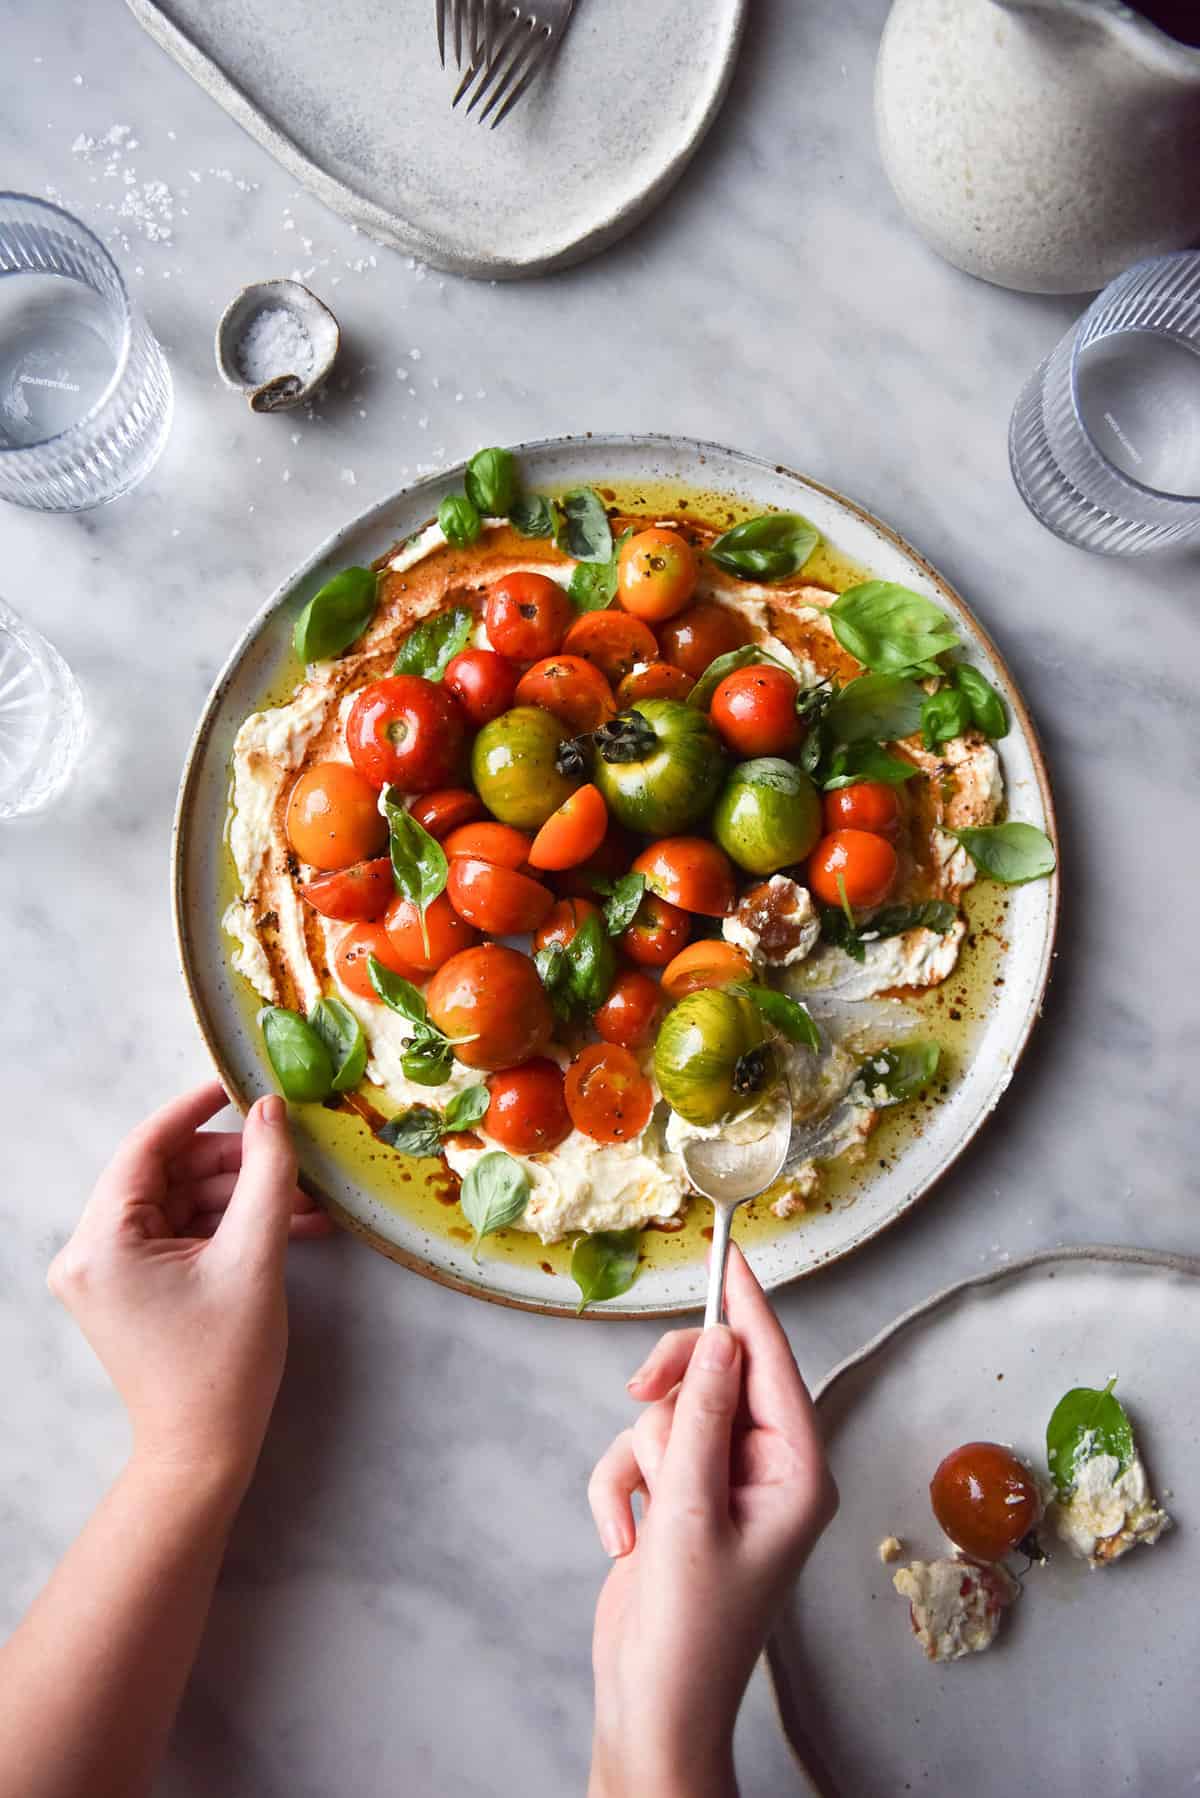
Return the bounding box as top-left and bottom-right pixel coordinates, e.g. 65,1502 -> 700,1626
626,1365 -> 650,1391
601,1523 -> 626,1558
260,1095 -> 285,1125
697,1325 -> 736,1371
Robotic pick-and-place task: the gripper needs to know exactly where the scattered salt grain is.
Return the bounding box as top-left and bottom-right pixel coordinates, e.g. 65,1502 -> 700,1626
235,307 -> 315,385
340,468 -> 357,486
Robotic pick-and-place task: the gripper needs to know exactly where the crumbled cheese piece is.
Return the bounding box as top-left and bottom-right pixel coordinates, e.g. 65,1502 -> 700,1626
878,1535 -> 904,1564
893,1557 -> 1018,1663
1053,1455 -> 1170,1566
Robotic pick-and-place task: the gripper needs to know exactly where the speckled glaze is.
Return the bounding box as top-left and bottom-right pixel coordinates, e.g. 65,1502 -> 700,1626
875,0 -> 1200,295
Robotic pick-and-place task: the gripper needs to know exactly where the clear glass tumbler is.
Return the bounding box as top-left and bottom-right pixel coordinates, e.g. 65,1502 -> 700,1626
1009,251 -> 1200,555
0,193 -> 172,511
0,597 -> 86,817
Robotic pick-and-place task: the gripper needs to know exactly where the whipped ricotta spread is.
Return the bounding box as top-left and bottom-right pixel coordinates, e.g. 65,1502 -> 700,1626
893,1557 -> 1018,1662
1053,1454 -> 1170,1566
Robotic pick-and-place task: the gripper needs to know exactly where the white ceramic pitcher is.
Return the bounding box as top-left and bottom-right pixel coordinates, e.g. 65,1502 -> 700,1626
875,0 -> 1200,293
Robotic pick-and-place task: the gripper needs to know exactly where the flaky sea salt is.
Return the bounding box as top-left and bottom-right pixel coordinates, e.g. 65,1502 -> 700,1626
235,307 -> 315,384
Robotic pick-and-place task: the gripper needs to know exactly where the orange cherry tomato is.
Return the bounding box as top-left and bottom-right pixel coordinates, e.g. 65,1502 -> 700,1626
564,1043 -> 654,1145
660,940 -> 753,1002
484,1058 -> 572,1154
426,944 -> 554,1071
657,601 -> 753,680
514,655 -> 616,734
632,837 -> 736,917
442,821 -> 534,871
808,829 -> 898,910
593,970 -> 664,1051
615,661 -> 696,707
528,784 -> 608,872
334,923 -> 418,1000
300,856 -> 393,922
484,572 -> 571,663
533,897 -> 601,953
710,663 -> 804,757
409,787 -> 485,840
286,763 -> 389,871
446,857 -> 556,935
619,892 -> 691,967
443,648 -> 518,729
930,1442 -> 1043,1562
384,889 -> 478,974
823,780 -> 903,837
562,611 -> 659,686
345,674 -> 468,793
616,527 -> 698,622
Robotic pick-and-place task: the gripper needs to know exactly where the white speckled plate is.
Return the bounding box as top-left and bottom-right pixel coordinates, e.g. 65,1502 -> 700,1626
766,1246 -> 1200,1797
126,0 -> 746,278
173,435 -> 1058,1317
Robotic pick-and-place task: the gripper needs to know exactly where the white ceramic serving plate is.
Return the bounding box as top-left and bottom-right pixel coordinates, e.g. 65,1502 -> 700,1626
173,434 -> 1058,1318
767,1246 -> 1200,1796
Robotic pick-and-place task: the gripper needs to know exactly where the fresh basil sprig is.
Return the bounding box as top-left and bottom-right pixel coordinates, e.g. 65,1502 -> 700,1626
258,1006 -> 335,1102
382,788 -> 448,957
571,1227 -> 641,1314
509,493 -> 560,539
949,822 -> 1056,885
557,488 -> 613,563
1046,1379 -> 1135,1499
688,643 -> 790,711
293,566 -> 377,665
825,673 -> 926,744
534,914 -> 617,1016
594,872 -> 647,938
465,446 -> 518,518
856,1042 -> 941,1103
366,956 -> 465,1086
569,527 -> 633,612
920,683 -> 973,751
709,513 -> 820,583
438,493 -> 482,548
733,983 -> 820,1053
307,996 -> 367,1093
392,603 -> 473,680
378,1084 -> 489,1158
822,742 -> 918,791
953,664 -> 1009,739
460,1151 -> 531,1260
829,582 -> 960,674
819,898 -> 957,964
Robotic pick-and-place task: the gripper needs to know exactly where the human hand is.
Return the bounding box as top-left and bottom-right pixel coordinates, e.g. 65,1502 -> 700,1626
587,1245 -> 837,1798
48,1082 -> 332,1502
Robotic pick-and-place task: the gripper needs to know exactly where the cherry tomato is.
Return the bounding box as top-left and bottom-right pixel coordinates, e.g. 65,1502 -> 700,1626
384,889 -> 477,974
484,572 -> 571,663
334,923 -> 417,1000
710,663 -> 804,757
286,763 -> 389,871
616,527 -> 698,622
660,940 -> 753,1002
823,780 -> 902,837
657,601 -> 753,680
551,823 -> 640,900
808,829 -> 898,910
620,892 -> 691,967
533,897 -> 602,953
930,1442 -> 1043,1562
442,821 -> 534,871
528,784 -> 608,872
632,837 -> 736,917
426,944 -> 553,1071
446,856 -> 556,935
409,787 -> 485,840
562,611 -> 659,686
615,661 -> 696,707
346,674 -> 468,792
300,856 -> 393,922
564,1043 -> 654,1145
593,970 -> 664,1051
484,1058 -> 572,1154
514,654 -> 616,734
443,648 -> 518,728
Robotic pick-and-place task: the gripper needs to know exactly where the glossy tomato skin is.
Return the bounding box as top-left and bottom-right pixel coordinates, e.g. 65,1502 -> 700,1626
660,940 -> 753,1002
619,893 -> 691,967
514,655 -> 616,734
930,1442 -> 1043,1562
286,763 -> 389,871
384,889 -> 477,974
616,662 -> 695,707
444,649 -> 518,729
441,821 -> 533,870
484,1058 -> 572,1154
446,857 -> 555,935
528,784 -> 608,872
533,897 -> 601,953
409,787 -> 485,840
562,611 -> 659,686
632,837 -> 736,917
426,944 -> 554,1071
592,698 -> 727,837
300,856 -> 393,921
616,527 -> 698,622
334,923 -> 417,1000
470,706 -> 579,831
593,970 -> 664,1050
346,674 -> 468,792
808,829 -> 898,909
551,823 -> 640,900
657,601 -> 753,680
823,780 -> 902,837
484,572 -> 571,663
564,1043 -> 654,1144
710,664 -> 803,757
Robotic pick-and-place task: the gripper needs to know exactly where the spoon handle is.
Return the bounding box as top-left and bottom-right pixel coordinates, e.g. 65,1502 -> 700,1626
704,1203 -> 735,1328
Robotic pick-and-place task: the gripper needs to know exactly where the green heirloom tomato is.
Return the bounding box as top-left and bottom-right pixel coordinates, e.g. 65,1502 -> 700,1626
654,989 -> 776,1127
592,700 -> 726,836
712,757 -> 821,875
471,706 -> 579,829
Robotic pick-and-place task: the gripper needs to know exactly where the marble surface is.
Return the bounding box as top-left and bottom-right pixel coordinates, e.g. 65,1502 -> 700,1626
2,1 -> 1198,1793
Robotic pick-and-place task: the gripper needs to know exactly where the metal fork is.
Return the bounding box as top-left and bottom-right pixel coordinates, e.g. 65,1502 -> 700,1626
441,1 -> 576,130
436,0 -> 489,72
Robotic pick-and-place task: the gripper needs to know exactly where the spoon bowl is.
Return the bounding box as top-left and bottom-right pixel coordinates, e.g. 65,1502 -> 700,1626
680,1088 -> 793,1326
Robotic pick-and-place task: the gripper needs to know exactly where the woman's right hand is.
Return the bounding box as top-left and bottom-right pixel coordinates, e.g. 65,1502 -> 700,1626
587,1244 -> 837,1798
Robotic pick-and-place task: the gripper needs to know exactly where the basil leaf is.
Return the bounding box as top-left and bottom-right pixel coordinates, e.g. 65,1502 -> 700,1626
920,684 -> 973,751
460,1150 -> 531,1261
557,488 -> 613,563
829,582 -> 960,674
857,1042 -> 940,1103
568,527 -> 633,613
258,1006 -> 334,1103
822,743 -> 919,790
566,912 -> 617,1013
688,643 -> 789,711
866,900 -> 958,937
954,664 -> 1009,739
378,1105 -> 445,1158
602,872 -> 647,939
443,1083 -> 490,1133
392,603 -> 473,680
509,493 -> 559,538
383,790 -> 449,957
534,942 -> 573,1021
307,996 -> 367,1093
293,566 -> 377,665
464,446 -> 518,518
1046,1380 -> 1135,1499
438,493 -> 482,549
571,1228 -> 642,1314
402,1042 -> 455,1086
817,907 -> 867,963
734,984 -> 820,1052
826,673 -> 926,745
709,513 -> 820,583
949,822 -> 1056,885
366,956 -> 429,1027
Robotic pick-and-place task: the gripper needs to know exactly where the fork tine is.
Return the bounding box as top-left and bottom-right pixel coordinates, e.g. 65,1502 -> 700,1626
486,26 -> 552,128
477,21 -> 548,124
436,0 -> 447,66
465,15 -> 530,117
454,10 -> 522,110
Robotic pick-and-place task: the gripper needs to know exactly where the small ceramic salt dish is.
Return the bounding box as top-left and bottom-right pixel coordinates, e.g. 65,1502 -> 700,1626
215,279 -> 339,413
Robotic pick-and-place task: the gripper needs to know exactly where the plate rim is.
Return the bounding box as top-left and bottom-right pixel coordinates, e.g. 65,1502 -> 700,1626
172,430 -> 1061,1320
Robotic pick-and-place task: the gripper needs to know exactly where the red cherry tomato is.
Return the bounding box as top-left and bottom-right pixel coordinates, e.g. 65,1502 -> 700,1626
564,1044 -> 654,1145
657,601 -> 753,680
426,944 -> 553,1071
562,611 -> 659,686
409,787 -> 485,840
300,856 -> 393,922
533,897 -> 602,953
484,572 -> 571,663
444,648 -> 518,728
334,923 -> 417,1000
619,892 -> 691,967
484,1058 -> 572,1154
528,784 -> 609,872
514,655 -> 617,734
384,889 -> 477,974
593,970 -> 664,1050
822,780 -> 903,837
808,829 -> 898,909
442,821 -> 534,871
285,763 -> 389,871
632,837 -> 736,917
710,663 -> 804,757
616,527 -> 698,622
930,1442 -> 1043,1562
615,661 -> 696,707
346,674 -> 468,792
446,857 -> 556,935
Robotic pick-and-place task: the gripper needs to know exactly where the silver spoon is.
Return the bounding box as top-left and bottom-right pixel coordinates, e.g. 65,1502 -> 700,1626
679,1088 -> 793,1327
